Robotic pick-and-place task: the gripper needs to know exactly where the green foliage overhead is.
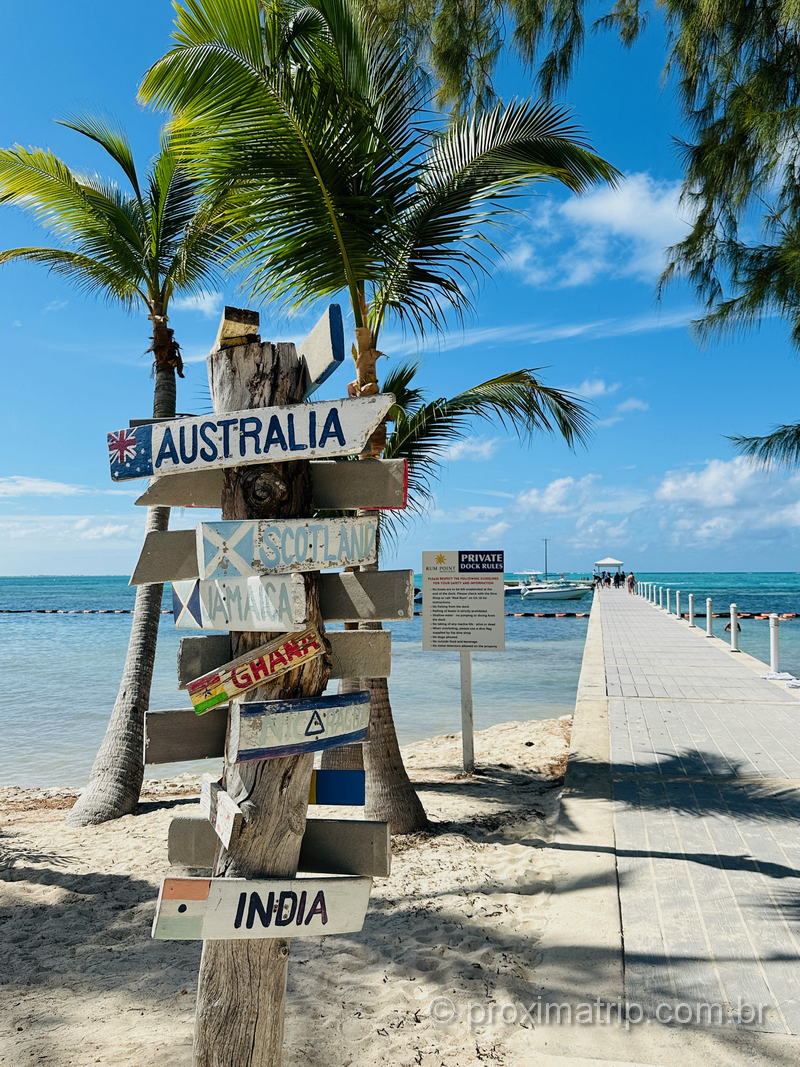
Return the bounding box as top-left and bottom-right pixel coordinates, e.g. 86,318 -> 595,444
139,0 -> 618,342
0,115 -> 233,316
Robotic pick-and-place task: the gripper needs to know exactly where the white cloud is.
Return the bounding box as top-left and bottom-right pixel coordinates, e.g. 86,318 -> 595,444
172,291 -> 223,317
44,299 -> 68,312
507,172 -> 693,288
476,521 -> 510,545
442,438 -> 501,461
616,397 -> 649,413
0,476 -> 135,498
656,456 -> 760,507
77,522 -> 130,541
432,505 -> 503,523
518,475 -> 599,514
574,378 -> 620,398
596,415 -> 623,429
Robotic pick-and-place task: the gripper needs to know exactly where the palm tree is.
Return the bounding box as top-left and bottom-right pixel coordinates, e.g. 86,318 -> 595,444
326,361 -> 589,831
140,0 -> 616,830
0,117 -> 233,825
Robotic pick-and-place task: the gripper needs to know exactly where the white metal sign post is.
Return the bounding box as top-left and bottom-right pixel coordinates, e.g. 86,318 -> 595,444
421,550 -> 505,772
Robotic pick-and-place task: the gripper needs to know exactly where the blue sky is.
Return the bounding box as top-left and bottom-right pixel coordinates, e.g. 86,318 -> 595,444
1,2 -> 799,576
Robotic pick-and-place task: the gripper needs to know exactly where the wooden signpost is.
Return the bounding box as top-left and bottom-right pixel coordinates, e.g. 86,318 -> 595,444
229,691 -> 371,763
152,874 -> 372,940
172,574 -> 307,631
103,307 -> 407,1066
169,813 -> 389,875
197,515 -> 378,579
134,458 -> 408,510
187,628 -> 325,714
107,392 -> 393,481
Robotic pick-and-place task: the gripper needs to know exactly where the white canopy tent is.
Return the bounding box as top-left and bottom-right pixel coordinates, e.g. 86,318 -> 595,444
594,557 -> 624,574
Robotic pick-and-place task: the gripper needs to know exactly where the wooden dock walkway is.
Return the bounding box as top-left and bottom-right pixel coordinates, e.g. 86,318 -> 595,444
600,588 -> 800,1034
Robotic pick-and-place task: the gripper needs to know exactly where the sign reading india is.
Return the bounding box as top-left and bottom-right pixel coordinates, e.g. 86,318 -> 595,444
107,393 -> 394,481
172,574 -> 306,631
229,691 -> 371,762
151,875 -> 372,940
187,627 -> 325,714
197,516 -> 378,580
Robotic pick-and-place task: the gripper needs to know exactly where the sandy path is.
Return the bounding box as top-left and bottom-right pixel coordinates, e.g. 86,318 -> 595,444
0,717 -> 570,1067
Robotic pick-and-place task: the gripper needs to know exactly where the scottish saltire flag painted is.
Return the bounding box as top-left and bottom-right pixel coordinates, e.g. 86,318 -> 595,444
106,394 -> 394,481
196,516 -> 378,579
107,424 -> 153,480
229,691 -> 371,762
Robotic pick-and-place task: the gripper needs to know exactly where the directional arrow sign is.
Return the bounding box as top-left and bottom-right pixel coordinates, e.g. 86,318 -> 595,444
172,575 -> 307,631
152,874 -> 371,940
197,516 -> 378,580
187,627 -> 325,714
299,304 -> 345,398
229,691 -> 370,762
107,393 -> 394,481
134,459 -> 408,511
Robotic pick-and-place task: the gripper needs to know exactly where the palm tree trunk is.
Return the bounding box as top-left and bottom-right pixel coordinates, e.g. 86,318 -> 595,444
67,314 -> 177,826
66,504 -> 169,825
363,662 -> 428,834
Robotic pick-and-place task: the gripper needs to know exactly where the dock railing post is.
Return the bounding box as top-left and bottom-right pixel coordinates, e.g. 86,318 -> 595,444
706,598 -> 713,637
676,590 -> 681,620
666,588 -> 671,614
730,603 -> 740,652
770,614 -> 780,674
460,650 -> 475,773
688,593 -> 694,627
658,586 -> 663,609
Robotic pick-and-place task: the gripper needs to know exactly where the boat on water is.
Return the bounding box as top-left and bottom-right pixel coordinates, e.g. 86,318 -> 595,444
520,540 -> 591,601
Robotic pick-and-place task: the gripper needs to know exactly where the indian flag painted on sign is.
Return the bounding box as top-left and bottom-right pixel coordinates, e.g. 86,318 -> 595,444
186,627 -> 326,715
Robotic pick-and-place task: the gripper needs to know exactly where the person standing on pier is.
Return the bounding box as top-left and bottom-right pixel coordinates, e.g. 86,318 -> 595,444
627,572 -> 636,594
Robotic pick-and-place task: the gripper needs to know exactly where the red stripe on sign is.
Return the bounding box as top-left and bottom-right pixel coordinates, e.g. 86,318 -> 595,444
188,674 -> 221,693
163,878 -> 212,901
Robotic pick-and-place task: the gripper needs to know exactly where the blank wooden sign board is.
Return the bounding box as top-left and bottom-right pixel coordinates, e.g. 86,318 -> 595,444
199,780 -> 243,850
168,814 -> 389,876
134,458 -> 408,511
197,515 -> 378,579
152,875 -> 372,940
107,393 -> 394,481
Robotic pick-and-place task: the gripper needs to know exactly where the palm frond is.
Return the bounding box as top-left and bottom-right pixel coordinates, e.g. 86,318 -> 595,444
730,424 -> 800,468
0,246 -> 146,305
383,367 -> 590,522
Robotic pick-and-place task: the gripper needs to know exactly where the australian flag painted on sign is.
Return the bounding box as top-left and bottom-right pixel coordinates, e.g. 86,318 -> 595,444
107,424 -> 153,481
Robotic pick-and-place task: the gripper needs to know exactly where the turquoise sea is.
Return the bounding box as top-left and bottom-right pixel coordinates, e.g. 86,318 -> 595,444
1,572 -> 799,788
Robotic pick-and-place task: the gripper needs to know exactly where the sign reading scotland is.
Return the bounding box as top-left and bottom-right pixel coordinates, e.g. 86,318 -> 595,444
197,516 -> 378,580
107,393 -> 394,481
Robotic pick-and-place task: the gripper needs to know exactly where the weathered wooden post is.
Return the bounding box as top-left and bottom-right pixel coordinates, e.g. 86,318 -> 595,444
192,335 -> 328,1066
706,598 -> 713,637
770,614 -> 780,674
730,603 -> 740,652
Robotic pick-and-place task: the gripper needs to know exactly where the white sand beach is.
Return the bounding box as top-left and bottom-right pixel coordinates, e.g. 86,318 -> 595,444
0,717 -> 570,1067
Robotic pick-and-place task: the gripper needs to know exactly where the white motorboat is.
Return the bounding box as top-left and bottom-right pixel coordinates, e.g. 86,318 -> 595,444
520,541 -> 591,600
521,581 -> 590,601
